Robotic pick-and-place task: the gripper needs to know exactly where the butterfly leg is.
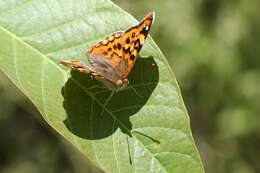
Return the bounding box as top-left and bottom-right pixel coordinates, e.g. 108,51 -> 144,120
86,85 -> 106,90
101,91 -> 115,116
128,86 -> 143,99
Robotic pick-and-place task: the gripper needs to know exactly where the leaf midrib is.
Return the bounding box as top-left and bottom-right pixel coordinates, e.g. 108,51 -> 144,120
0,25 -> 169,173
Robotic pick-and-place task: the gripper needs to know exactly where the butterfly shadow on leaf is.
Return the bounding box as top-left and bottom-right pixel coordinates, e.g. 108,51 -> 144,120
61,56 -> 158,139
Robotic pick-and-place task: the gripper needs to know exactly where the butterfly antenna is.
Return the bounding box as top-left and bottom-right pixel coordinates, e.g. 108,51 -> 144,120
101,91 -> 115,116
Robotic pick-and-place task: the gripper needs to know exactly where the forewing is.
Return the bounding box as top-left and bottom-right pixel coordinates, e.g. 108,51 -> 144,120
87,32 -> 125,77
59,60 -> 114,83
60,12 -> 155,84
122,12 -> 155,77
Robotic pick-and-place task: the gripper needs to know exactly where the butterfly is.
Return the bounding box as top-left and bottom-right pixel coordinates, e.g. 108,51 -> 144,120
60,12 -> 155,115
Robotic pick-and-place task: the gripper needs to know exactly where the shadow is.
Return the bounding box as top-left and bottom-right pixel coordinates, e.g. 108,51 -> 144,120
132,130 -> 160,144
62,56 -> 159,139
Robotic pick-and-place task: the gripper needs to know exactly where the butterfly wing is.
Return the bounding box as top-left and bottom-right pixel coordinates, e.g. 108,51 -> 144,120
60,12 -> 155,87
87,32 -> 125,78
86,54 -> 122,82
59,60 -> 118,84
60,32 -> 125,88
61,31 -> 125,85
122,12 -> 155,77
86,12 -> 155,79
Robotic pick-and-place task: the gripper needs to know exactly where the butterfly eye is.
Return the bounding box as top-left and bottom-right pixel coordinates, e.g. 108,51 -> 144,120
116,80 -> 123,86
132,33 -> 135,38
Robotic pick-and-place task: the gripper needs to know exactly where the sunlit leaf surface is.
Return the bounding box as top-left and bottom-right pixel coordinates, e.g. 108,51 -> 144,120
0,0 -> 204,172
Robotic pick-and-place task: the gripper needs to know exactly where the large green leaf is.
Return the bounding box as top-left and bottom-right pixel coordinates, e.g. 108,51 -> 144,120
0,0 -> 204,172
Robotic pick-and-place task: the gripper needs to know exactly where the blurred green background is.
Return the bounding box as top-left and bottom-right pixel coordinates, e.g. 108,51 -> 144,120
0,0 -> 259,172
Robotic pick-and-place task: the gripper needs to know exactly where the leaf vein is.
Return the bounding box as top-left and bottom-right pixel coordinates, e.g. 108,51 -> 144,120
134,126 -> 186,136
93,82 -> 157,95
41,59 -> 47,120
112,120 -> 121,173
111,105 -> 143,113
90,98 -> 103,170
155,151 -> 197,162
12,37 -> 24,92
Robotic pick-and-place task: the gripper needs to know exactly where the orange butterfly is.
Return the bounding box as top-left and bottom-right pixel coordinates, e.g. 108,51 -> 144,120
60,12 -> 155,115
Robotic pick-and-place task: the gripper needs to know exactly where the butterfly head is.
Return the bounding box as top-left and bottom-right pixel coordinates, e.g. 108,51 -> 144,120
115,78 -> 129,91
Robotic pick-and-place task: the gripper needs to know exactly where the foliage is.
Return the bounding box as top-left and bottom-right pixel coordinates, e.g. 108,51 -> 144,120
1,0 -> 259,172
0,0 -> 203,172
114,0 -> 260,172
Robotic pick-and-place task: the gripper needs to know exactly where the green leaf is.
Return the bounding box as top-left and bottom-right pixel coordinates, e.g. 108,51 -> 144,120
0,0 -> 204,172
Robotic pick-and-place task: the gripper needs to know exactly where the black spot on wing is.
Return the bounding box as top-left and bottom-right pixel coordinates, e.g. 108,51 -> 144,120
124,47 -> 131,54
117,43 -> 121,50
134,39 -> 140,46
113,44 -> 117,49
134,46 -> 142,53
140,26 -> 149,37
130,55 -> 135,61
134,39 -> 142,52
108,48 -> 112,52
124,15 -> 152,34
126,38 -> 130,44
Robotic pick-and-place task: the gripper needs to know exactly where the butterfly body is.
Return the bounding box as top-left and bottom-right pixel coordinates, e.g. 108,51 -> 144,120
60,12 -> 155,114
